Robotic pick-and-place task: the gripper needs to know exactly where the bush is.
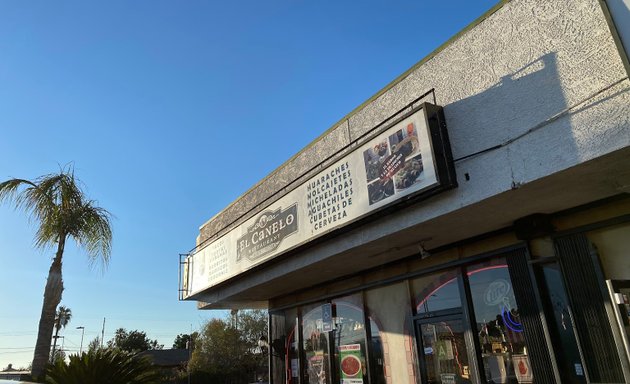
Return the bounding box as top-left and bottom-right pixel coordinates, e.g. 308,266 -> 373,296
45,349 -> 161,384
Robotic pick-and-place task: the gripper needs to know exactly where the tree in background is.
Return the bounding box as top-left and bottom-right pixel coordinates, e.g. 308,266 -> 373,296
87,336 -> 102,353
0,168 -> 112,379
238,310 -> 268,381
189,318 -> 241,383
107,328 -> 163,354
50,350 -> 66,366
50,305 -> 72,363
188,310 -> 268,384
172,332 -> 198,350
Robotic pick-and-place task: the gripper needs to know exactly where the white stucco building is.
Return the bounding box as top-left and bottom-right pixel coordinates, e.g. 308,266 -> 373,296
181,1 -> 630,383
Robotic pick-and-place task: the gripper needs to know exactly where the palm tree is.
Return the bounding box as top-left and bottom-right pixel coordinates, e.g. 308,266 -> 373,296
0,167 -> 112,379
51,306 -> 72,363
45,349 -> 161,384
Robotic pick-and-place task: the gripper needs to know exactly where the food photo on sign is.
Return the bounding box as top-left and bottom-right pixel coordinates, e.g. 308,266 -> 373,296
363,121 -> 425,205
339,344 -> 364,384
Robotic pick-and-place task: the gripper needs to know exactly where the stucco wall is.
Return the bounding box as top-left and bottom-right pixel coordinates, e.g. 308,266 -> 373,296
589,222 -> 630,280
197,0 -> 630,250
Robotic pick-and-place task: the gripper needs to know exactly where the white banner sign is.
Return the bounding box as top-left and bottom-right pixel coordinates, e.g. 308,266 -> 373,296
185,105 -> 450,298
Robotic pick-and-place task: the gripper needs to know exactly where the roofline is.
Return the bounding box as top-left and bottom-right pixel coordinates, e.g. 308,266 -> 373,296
199,0 -> 511,232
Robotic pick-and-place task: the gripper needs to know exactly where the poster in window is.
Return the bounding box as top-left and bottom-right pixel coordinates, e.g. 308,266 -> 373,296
308,352 -> 327,384
339,344 -> 363,384
513,354 -> 533,383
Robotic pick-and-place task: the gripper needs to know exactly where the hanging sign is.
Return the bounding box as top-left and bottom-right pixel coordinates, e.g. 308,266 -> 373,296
236,204 -> 298,261
184,103 -> 456,298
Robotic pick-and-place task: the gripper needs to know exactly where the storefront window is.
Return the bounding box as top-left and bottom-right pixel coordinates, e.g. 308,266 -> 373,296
285,308 -> 300,384
467,259 -> 532,383
412,269 -> 462,315
418,317 -> 470,384
271,309 -> 301,384
302,302 -> 331,384
301,296 -> 369,384
412,270 -> 471,383
332,294 -> 368,384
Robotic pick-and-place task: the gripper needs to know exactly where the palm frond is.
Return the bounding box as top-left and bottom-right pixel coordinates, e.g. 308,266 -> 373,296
72,202 -> 113,270
45,348 -> 161,384
2,167 -> 113,379
1,170 -> 113,263
0,178 -> 39,211
54,305 -> 72,332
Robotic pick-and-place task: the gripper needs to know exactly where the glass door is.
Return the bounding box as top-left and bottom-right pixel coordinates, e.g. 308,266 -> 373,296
607,279 -> 630,371
302,303 -> 332,384
536,262 -> 587,383
412,254 -> 551,383
466,260 -> 534,384
416,315 -> 472,384
412,269 -> 473,384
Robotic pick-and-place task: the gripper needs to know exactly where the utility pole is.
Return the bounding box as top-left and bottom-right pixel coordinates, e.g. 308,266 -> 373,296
76,326 -> 85,354
50,336 -> 65,363
101,317 -> 106,348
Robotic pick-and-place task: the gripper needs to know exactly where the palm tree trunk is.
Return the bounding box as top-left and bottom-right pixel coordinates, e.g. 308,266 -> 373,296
31,236 -> 65,380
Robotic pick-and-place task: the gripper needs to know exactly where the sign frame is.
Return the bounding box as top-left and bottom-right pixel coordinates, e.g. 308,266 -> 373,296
183,103 -> 457,299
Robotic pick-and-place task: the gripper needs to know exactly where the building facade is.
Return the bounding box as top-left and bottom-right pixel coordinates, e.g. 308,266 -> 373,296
181,0 -> 630,383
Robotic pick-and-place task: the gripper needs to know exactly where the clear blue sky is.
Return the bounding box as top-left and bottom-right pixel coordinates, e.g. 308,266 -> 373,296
0,0 -> 497,368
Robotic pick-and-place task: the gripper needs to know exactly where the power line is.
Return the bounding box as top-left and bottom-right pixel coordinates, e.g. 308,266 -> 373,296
0,347 -> 33,350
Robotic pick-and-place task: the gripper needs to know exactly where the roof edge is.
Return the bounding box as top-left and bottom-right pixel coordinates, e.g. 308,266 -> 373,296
198,0 -> 511,234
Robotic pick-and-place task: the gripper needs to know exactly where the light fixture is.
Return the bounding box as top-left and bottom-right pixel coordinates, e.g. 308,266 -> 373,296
419,243 -> 431,259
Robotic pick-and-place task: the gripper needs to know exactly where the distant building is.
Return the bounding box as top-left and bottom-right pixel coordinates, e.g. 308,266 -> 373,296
136,349 -> 189,383
0,364 -> 31,381
181,0 -> 630,383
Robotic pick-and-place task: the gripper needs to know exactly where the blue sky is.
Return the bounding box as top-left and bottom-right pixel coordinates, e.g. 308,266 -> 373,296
0,0 -> 497,368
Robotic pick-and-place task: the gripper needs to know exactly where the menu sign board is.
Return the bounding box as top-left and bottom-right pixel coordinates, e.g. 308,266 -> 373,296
184,103 -> 455,298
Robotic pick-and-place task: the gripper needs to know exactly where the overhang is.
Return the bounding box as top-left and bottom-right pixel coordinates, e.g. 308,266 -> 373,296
192,146 -> 630,309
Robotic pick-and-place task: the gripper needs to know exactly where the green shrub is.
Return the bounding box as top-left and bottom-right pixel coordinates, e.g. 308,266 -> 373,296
45,349 -> 161,384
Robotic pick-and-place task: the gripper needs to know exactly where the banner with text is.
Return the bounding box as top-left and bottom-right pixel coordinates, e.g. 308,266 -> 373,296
185,104 -> 448,297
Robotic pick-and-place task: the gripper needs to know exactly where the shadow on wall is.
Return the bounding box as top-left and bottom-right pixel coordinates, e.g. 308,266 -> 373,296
445,53 -> 627,194
444,52 -> 571,166
445,51 -> 629,189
